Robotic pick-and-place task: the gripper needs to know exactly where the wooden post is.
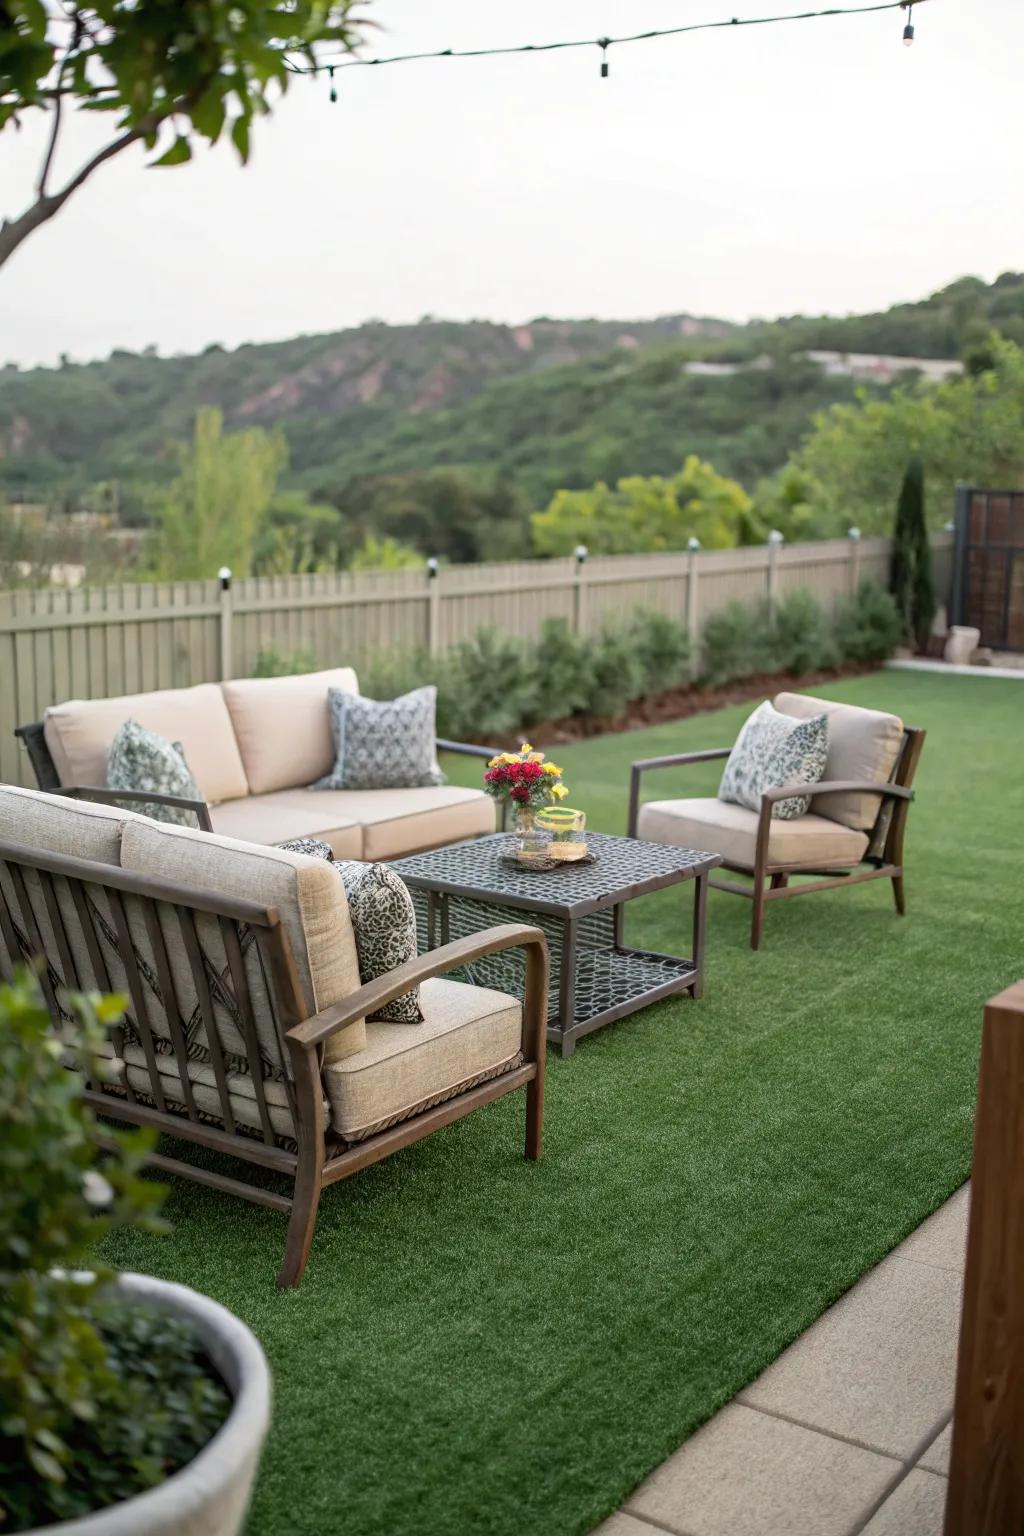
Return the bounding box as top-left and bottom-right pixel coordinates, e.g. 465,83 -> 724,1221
848,526 -> 862,593
217,567 -> 233,681
766,530 -> 783,615
687,538 -> 701,679
945,980 -> 1024,1536
426,558 -> 441,656
572,545 -> 588,635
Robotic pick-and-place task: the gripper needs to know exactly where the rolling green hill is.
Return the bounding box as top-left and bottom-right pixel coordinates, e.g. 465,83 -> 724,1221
1,271 -> 1022,522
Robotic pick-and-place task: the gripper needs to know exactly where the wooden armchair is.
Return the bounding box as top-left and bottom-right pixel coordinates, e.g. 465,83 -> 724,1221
627,694 -> 925,950
0,823 -> 548,1287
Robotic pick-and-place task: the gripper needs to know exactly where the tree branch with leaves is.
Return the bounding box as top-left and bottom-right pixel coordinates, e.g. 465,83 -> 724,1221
0,0 -> 370,272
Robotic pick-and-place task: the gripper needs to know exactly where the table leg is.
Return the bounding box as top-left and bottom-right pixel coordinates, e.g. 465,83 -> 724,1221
690,871 -> 709,999
556,916 -> 578,1057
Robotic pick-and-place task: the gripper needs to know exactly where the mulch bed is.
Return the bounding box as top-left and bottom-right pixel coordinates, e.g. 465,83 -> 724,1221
514,661 -> 879,747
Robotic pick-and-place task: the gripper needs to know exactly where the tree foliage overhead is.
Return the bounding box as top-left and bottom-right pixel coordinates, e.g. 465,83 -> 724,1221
0,0 -> 369,270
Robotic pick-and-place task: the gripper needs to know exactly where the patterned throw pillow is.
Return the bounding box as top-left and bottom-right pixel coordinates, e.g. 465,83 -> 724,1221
107,719 -> 203,827
334,861 -> 422,1023
311,686 -> 446,792
277,837 -> 336,861
718,700 -> 829,820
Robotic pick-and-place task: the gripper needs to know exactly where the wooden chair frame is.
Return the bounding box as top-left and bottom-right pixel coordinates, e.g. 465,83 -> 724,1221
627,727 -> 925,950
0,838 -> 548,1286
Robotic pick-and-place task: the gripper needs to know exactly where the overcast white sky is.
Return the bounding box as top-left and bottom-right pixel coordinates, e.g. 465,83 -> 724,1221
1,0 -> 1020,367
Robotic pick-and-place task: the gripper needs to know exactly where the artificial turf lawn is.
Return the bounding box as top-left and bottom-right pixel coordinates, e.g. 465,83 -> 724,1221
102,670 -> 1022,1536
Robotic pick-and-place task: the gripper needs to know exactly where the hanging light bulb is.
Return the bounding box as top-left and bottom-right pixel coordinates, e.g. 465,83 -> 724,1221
328,64 -> 337,102
901,2 -> 915,45
598,38 -> 610,78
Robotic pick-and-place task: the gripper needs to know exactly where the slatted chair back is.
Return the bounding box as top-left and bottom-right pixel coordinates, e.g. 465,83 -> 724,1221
865,725 -> 926,862
0,839 -> 308,1154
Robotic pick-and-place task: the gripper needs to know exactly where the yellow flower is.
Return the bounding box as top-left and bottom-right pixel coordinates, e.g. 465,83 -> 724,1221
526,752 -> 545,763
543,762 -> 562,776
487,756 -> 500,768
552,783 -> 569,800
520,742 -> 533,754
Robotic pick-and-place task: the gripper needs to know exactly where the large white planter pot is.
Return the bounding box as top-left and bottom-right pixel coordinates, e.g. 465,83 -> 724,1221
31,1274 -> 271,1536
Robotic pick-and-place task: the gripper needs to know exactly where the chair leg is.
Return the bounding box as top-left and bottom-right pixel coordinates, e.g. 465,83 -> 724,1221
892,872 -> 906,915
277,1174 -> 322,1288
751,879 -> 767,951
525,1073 -> 543,1161
770,873 -> 789,890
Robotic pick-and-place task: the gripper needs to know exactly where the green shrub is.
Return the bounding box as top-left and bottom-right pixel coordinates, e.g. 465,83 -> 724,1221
360,645 -> 440,702
628,608 -> 691,696
699,600 -> 764,687
582,624 -> 646,720
0,973 -> 229,1532
438,627 -> 537,742
834,580 -> 903,664
252,645 -> 316,677
768,589 -> 838,675
526,617 -> 595,723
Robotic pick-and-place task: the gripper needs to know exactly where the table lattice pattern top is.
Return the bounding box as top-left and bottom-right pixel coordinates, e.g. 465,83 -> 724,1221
391,832 -> 718,916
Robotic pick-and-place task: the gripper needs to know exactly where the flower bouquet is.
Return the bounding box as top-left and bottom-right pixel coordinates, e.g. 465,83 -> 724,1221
484,743 -> 568,857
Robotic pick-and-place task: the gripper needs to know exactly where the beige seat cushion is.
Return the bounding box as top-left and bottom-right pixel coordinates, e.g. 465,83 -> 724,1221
119,1043 -> 327,1142
774,692 -> 904,831
322,976 -> 522,1140
276,786 -> 495,861
637,797 -> 869,870
44,684 -> 248,805
220,668 -> 359,795
209,793 -> 362,859
119,818 -> 364,1067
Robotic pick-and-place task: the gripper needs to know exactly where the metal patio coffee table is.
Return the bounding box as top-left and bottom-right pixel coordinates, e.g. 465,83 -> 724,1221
390,832 -> 721,1057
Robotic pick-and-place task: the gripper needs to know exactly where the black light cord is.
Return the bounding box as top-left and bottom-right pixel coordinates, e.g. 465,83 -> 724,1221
286,0 -> 927,78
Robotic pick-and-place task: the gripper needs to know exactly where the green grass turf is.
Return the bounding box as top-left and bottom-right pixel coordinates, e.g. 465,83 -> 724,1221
101,670 -> 1023,1536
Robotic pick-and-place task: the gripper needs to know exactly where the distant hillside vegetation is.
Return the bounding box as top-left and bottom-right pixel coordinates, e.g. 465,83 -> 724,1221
1,271 -> 1021,516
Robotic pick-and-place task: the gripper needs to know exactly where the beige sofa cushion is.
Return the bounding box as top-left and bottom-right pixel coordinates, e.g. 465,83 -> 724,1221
321,976 -> 522,1140
120,818 -> 364,1066
44,684 -> 248,805
221,668 -> 359,795
209,793 -> 362,859
774,692 -> 904,832
277,786 -> 495,861
120,1043 -> 328,1142
637,797 -> 869,870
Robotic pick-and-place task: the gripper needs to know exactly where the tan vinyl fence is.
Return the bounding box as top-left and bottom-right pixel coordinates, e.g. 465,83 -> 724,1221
0,532 -> 954,788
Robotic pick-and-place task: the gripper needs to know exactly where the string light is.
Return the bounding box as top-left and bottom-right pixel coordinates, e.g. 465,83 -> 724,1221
901,0 -> 915,45
286,0 -> 930,82
328,65 -> 337,102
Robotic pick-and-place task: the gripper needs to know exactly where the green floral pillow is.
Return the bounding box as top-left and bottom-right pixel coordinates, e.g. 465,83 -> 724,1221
106,719 -> 203,827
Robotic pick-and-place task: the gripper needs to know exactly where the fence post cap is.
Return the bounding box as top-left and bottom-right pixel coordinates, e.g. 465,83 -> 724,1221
574,544 -> 589,564
847,526 -> 861,541
943,520 -> 955,532
687,536 -> 701,552
767,529 -> 784,546
426,556 -> 439,578
217,566 -> 232,589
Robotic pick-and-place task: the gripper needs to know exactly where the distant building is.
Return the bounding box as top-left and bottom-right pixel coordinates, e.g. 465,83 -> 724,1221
804,351 -> 964,384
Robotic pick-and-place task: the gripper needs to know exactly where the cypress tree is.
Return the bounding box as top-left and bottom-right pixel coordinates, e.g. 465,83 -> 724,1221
890,456 -> 936,652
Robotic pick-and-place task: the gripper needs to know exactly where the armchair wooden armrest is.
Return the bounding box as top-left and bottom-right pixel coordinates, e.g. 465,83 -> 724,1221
754,778 -> 915,871
287,922 -> 549,1059
628,748 -> 732,836
62,784 -> 213,832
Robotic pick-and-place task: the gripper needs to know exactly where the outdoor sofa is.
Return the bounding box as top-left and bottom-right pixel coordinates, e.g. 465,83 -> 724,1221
15,667 -> 496,859
0,783 -> 548,1286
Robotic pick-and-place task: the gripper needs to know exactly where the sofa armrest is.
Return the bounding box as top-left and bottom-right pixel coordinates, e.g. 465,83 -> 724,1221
437,738 -> 502,761
628,748 -> 732,836
62,784 -> 214,833
287,923 -> 549,1061
760,778 -> 914,809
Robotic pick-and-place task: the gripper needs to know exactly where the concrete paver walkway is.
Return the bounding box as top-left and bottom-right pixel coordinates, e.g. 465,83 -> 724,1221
595,1184 -> 969,1536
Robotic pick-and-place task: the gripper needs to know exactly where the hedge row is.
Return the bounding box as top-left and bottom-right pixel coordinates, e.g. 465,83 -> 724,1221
256,580 -> 902,744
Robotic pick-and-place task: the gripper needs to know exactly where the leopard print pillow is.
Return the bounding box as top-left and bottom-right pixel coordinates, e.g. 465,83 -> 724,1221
334,861 -> 422,1024
106,718 -> 203,827
719,700 -> 829,820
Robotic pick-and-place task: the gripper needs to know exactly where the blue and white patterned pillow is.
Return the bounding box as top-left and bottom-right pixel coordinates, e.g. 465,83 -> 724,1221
311,686 -> 446,792
718,700 -> 829,820
106,718 -> 203,827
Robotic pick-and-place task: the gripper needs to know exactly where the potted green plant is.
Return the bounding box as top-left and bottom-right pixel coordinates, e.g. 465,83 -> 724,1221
0,970 -> 271,1535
